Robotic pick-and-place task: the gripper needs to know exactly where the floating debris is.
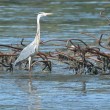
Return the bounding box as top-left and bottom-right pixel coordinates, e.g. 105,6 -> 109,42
0,35 -> 110,75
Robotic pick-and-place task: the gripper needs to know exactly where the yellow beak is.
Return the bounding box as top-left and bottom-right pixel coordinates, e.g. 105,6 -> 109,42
45,13 -> 53,16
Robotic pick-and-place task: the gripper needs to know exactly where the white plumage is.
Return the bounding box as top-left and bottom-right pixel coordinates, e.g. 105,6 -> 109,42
13,12 -> 52,70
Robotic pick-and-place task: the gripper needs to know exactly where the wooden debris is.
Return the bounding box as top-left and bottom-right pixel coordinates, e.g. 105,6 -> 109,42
0,35 -> 110,75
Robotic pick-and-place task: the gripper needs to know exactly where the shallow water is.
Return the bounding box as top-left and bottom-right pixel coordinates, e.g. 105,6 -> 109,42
0,73 -> 110,110
0,0 -> 110,110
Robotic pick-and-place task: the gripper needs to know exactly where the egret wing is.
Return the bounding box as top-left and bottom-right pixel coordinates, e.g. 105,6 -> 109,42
14,41 -> 37,66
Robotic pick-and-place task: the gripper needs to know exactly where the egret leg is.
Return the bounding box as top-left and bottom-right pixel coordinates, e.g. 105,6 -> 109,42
28,56 -> 32,71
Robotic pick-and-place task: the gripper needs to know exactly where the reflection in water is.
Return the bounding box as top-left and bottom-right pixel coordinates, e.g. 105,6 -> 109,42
81,81 -> 87,94
28,72 -> 33,94
27,72 -> 41,110
15,72 -> 41,110
0,73 -> 110,109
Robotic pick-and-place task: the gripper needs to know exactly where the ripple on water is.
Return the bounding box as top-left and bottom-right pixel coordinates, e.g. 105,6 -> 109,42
1,0 -> 110,110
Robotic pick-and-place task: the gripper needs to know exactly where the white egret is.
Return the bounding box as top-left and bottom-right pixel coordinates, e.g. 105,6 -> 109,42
13,12 -> 52,70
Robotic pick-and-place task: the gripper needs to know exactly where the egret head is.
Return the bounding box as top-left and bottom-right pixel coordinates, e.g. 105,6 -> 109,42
38,12 -> 53,17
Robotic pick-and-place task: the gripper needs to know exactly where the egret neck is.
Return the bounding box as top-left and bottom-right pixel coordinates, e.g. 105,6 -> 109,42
35,15 -> 41,51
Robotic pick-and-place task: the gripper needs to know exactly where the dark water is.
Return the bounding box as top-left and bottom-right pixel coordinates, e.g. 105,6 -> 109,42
0,0 -> 110,110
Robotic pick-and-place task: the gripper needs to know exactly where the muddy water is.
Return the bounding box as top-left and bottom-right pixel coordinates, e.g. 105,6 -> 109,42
0,0 -> 110,110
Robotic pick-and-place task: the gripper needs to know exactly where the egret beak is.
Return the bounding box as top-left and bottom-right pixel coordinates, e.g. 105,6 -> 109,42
45,13 -> 53,16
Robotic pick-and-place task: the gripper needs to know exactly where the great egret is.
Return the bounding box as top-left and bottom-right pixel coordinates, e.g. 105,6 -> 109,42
13,12 -> 52,70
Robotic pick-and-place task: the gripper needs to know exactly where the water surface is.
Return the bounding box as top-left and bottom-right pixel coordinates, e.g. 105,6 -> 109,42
0,0 -> 110,110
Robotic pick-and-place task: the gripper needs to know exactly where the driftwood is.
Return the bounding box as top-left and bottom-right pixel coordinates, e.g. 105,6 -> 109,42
0,34 -> 110,75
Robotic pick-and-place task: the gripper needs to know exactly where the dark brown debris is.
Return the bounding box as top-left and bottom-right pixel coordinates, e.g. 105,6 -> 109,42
0,35 -> 110,75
